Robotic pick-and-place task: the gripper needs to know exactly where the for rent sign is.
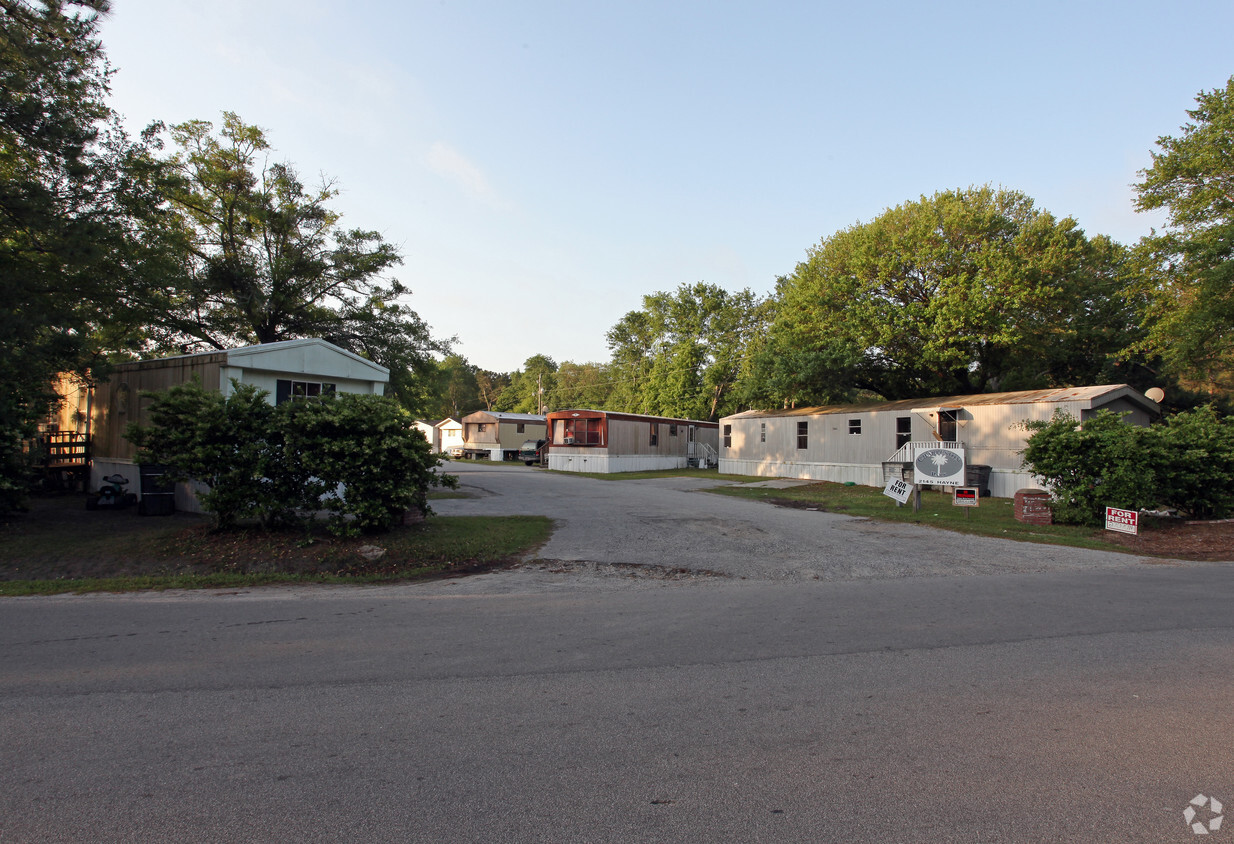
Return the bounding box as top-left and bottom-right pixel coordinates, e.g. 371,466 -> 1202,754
883,476 -> 913,504
1105,507 -> 1139,535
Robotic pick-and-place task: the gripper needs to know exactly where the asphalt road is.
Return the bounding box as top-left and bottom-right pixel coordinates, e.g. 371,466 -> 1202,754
2,464 -> 1232,843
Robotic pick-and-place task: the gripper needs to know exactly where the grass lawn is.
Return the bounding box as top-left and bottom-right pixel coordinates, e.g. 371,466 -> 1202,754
708,481 -> 1128,551
0,496 -> 551,595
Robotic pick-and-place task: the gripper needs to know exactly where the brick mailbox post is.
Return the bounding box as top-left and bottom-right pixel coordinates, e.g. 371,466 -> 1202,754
1014,489 -> 1053,525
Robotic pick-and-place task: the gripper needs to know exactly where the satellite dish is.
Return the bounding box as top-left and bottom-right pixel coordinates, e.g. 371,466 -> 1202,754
1145,387 -> 1165,403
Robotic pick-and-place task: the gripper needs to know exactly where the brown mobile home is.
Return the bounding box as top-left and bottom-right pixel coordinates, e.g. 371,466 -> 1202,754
719,385 -> 1160,498
546,410 -> 720,473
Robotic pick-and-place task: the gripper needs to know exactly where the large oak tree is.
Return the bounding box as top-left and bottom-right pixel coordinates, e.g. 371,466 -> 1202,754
140,112 -> 446,410
771,186 -> 1145,401
1134,76 -> 1234,395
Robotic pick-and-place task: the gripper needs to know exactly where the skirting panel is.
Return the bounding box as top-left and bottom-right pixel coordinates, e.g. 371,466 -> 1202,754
719,459 -> 1037,499
548,453 -> 687,474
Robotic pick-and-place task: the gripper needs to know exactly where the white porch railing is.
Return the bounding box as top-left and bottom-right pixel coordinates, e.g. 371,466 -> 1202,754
885,440 -> 964,463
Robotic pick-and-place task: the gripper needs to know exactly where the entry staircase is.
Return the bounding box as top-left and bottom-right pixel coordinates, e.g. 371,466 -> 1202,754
686,442 -> 719,469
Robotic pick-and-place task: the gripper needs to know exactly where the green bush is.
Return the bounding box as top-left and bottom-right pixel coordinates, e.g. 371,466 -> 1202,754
1022,406 -> 1234,525
128,381 -> 455,533
1153,406 -> 1234,520
277,393 -> 449,534
127,381 -> 285,528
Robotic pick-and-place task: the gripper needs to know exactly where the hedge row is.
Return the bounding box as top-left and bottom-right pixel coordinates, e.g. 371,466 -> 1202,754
127,381 -> 455,533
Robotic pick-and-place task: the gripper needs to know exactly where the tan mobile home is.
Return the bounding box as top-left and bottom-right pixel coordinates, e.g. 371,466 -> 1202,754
719,385 -> 1160,498
459,411 -> 547,460
546,409 -> 720,473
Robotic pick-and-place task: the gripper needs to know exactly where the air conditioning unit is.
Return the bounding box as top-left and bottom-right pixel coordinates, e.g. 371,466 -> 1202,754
563,436 -> 575,444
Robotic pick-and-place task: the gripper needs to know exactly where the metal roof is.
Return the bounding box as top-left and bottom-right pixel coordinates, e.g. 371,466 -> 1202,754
460,411 -> 547,423
723,384 -> 1158,420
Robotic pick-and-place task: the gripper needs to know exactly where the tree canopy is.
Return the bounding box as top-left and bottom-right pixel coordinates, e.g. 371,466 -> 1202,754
605,282 -> 766,420
139,112 -> 446,410
1134,76 -> 1234,394
771,186 -> 1146,401
0,0 -> 163,507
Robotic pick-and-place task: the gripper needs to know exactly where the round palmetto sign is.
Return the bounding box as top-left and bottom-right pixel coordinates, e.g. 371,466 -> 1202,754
913,446 -> 965,485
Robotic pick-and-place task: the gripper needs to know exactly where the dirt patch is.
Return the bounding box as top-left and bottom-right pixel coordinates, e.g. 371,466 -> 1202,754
763,495 -> 1233,562
517,560 -> 730,581
1101,518 -> 1234,561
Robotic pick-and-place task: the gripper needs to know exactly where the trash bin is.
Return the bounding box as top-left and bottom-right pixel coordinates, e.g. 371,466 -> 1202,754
965,464 -> 992,497
138,464 -> 176,516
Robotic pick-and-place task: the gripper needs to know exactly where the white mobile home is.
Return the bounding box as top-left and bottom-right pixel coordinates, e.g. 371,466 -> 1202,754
88,339 -> 389,510
546,409 -> 720,473
413,420 -> 441,451
719,385 -> 1160,498
459,411 -> 547,460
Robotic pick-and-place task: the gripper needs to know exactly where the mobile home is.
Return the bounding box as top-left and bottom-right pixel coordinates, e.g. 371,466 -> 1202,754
546,409 -> 720,473
459,411 -> 547,460
718,385 -> 1160,498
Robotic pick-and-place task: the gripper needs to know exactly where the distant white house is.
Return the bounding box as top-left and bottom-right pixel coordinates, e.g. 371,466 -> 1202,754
413,420 -> 441,451
412,417 -> 465,454
719,385 -> 1161,498
436,417 -> 464,455
87,338 -> 389,511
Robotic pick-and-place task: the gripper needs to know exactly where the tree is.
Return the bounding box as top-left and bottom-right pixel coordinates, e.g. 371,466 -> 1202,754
0,0 -> 161,509
474,369 -> 510,411
550,361 -> 615,410
496,355 -> 558,414
426,354 -> 482,419
773,186 -> 1142,400
1134,77 -> 1234,395
606,282 -> 766,420
140,113 -> 447,411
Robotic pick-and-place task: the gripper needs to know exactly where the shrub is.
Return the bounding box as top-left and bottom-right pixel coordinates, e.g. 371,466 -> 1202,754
277,393 -> 450,534
127,380 -> 284,529
128,382 -> 454,533
1022,406 -> 1234,524
1153,406 -> 1234,519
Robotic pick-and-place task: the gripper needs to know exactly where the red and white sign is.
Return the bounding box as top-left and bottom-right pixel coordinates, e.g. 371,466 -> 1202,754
1105,507 -> 1139,535
953,487 -> 979,507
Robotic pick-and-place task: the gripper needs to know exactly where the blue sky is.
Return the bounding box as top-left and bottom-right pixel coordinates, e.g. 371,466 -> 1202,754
99,0 -> 1234,373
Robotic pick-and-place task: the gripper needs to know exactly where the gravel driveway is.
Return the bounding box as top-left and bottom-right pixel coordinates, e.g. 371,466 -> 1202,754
435,462 -> 1172,582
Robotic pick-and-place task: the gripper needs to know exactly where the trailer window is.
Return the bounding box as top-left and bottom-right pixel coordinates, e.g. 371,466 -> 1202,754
896,416 -> 912,450
723,425 -> 731,448
848,419 -> 861,435
649,423 -> 659,447
276,380 -> 337,404
562,417 -> 602,445
797,420 -> 808,450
